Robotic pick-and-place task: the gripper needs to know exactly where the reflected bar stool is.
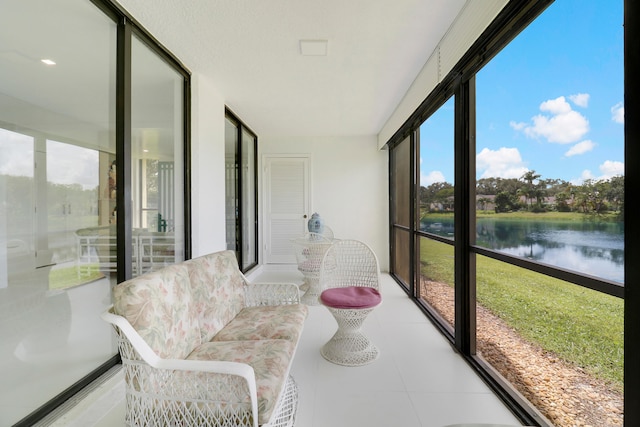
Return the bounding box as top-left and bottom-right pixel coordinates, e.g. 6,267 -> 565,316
291,232 -> 334,305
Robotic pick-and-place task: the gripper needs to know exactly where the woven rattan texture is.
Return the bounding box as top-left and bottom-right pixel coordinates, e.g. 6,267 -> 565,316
319,240 -> 382,366
114,321 -> 298,427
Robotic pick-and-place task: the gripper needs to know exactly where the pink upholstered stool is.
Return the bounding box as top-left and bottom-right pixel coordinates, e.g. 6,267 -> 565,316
320,286 -> 382,366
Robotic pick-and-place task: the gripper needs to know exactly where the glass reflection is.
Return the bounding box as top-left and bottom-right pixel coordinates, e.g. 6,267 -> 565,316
0,1 -> 117,423
241,128 -> 256,269
46,140 -> 99,268
225,117 -> 238,252
131,35 -> 185,276
423,216 -> 624,283
477,218 -> 624,282
0,129 -> 35,282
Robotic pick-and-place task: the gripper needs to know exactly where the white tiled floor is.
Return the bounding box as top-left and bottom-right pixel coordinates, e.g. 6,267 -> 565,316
49,268 -> 524,427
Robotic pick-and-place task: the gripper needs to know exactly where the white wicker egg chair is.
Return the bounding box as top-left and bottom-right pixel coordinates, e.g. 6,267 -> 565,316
318,239 -> 382,366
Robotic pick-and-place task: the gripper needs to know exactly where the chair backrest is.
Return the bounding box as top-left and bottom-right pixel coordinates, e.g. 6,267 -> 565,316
321,225 -> 335,240
185,250 -> 247,343
112,263 -> 202,359
319,239 -> 380,291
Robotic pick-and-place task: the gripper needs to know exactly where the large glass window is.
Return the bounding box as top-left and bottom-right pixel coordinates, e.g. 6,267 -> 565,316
475,1 -> 624,425
476,255 -> 623,427
0,1 -> 117,424
225,111 -> 258,272
0,1 -> 190,425
131,35 -> 185,275
388,1 -> 625,425
417,97 -> 455,329
475,1 -> 624,282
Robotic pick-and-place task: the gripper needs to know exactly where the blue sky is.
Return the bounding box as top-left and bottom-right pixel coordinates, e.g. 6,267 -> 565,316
420,0 -> 624,187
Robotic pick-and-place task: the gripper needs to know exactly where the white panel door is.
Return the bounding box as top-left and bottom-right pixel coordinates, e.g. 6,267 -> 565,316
264,156 -> 310,264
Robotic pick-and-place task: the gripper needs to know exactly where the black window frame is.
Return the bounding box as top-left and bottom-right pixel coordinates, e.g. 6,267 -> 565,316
225,108 -> 259,272
387,0 -> 637,425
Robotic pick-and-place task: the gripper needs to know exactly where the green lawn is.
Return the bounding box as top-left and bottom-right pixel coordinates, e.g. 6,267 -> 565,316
419,237 -> 623,390
49,264 -> 104,290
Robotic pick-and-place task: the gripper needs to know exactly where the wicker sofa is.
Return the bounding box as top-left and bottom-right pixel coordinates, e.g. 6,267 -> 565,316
102,250 -> 308,427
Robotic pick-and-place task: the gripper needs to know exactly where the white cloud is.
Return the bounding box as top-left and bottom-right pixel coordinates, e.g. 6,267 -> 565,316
509,121 -> 526,131
47,141 -> 99,190
569,93 -> 590,108
599,160 -> 624,178
571,169 -> 595,185
476,147 -> 528,179
540,96 -> 573,114
419,157 -> 447,185
565,140 -> 595,157
573,160 -> 624,184
421,170 -> 446,186
0,131 -> 98,190
516,96 -> 590,144
611,102 -> 624,124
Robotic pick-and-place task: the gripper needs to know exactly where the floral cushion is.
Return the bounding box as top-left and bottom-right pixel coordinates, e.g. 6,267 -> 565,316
186,251 -> 247,343
212,304 -> 308,342
187,339 -> 295,425
112,263 -> 201,359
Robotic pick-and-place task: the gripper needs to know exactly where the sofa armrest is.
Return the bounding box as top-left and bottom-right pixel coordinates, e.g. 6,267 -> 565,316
102,307 -> 260,427
243,282 -> 301,307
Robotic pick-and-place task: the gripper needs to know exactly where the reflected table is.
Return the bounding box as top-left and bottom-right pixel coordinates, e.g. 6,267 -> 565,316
291,233 -> 335,305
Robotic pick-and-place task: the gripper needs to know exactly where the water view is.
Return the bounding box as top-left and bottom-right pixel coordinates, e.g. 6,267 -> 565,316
421,217 -> 624,284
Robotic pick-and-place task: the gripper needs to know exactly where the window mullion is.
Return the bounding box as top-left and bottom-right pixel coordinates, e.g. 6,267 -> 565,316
454,76 -> 476,354
116,17 -> 133,283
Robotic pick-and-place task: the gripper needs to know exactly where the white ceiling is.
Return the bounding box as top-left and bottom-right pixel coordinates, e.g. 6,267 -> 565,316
0,0 -> 466,140
116,0 -> 467,137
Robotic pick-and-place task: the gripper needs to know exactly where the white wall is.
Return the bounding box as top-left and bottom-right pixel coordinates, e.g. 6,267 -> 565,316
188,75 -> 391,269
378,0 -> 508,147
190,73 -> 228,257
260,135 -> 390,272
189,80 -> 391,270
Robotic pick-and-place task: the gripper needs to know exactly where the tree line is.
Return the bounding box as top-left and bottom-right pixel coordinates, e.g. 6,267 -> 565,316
420,171 -> 624,218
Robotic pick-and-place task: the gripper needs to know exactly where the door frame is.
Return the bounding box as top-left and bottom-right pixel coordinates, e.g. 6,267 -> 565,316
261,153 -> 312,265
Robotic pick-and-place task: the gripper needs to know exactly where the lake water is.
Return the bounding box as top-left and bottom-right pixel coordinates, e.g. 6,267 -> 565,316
421,217 -> 624,284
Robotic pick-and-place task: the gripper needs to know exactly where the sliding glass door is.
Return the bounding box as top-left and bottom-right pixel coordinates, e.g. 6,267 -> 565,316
0,1 -> 190,425
0,1 -> 117,424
